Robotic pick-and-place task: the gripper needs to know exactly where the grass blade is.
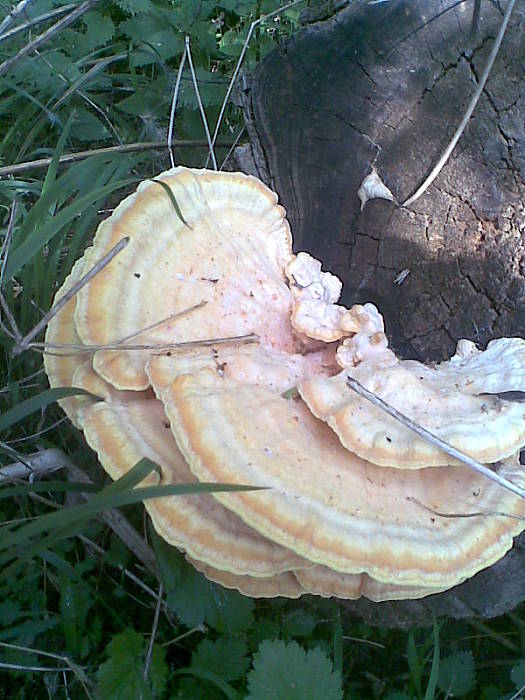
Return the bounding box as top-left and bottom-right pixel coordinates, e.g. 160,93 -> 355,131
0,387 -> 96,432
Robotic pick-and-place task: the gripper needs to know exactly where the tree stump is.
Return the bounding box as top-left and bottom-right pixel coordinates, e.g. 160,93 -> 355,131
239,0 -> 525,626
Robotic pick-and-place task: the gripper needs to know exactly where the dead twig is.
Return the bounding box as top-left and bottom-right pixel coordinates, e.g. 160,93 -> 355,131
38,333 -> 259,356
0,3 -> 77,44
407,496 -> 525,522
346,376 -> 525,500
0,0 -> 37,34
207,0 -> 305,167
0,141 -> 234,178
167,45 -> 188,168
185,37 -> 217,170
402,0 -> 516,207
12,237 -> 130,356
0,1 -> 99,78
143,581 -> 164,680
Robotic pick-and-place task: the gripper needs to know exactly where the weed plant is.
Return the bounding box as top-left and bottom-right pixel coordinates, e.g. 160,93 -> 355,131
0,1 -> 524,698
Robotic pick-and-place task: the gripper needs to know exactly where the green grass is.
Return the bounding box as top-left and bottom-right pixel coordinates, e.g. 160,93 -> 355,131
1,1 -> 525,698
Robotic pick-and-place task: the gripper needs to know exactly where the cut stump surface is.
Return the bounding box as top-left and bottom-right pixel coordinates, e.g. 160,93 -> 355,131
240,0 -> 525,626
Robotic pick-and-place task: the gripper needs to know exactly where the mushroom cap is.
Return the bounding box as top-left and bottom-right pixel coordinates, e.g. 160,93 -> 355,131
409,337 -> 525,395
284,252 -> 352,342
187,556 -> 304,599
295,565 -> 451,602
299,347 -> 525,468
43,167 -> 525,601
78,391 -> 309,577
74,167 -> 296,391
43,257 -> 94,427
147,351 -> 525,588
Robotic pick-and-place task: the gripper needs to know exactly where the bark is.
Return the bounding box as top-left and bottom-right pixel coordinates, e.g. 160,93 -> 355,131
240,0 -> 525,626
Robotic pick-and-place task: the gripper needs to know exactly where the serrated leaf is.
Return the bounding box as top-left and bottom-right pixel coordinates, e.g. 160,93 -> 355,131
246,640 -> 343,700
192,638 -> 250,682
116,0 -> 153,14
437,651 -> 476,697
511,659 -> 525,688
70,108 -> 111,142
96,629 -> 167,700
81,11 -> 115,50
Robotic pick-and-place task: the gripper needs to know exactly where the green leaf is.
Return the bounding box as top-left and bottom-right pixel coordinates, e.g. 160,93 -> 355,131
0,387 -> 95,432
81,11 -> 115,50
116,0 -> 153,15
437,651 -> 476,697
406,631 -> 422,699
424,620 -> 440,700
246,640 -> 343,700
164,551 -> 254,632
96,629 -> 167,700
282,609 -> 317,638
511,659 -> 525,688
192,638 -> 250,682
59,574 -> 93,658
384,694 -> 417,700
5,177 -> 136,278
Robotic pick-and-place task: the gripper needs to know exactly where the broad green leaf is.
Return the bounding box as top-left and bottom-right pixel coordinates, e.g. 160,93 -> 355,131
192,638 -> 250,682
96,629 -> 167,700
164,551 -> 254,631
511,659 -> 525,688
282,609 -> 317,638
81,11 -> 115,50
437,651 -> 475,697
0,387 -> 94,432
246,640 -> 343,700
116,0 -> 153,15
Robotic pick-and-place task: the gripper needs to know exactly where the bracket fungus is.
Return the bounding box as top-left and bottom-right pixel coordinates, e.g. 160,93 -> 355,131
45,167 -> 525,602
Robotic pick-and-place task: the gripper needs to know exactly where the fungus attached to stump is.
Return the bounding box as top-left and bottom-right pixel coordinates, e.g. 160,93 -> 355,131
44,167 -> 525,602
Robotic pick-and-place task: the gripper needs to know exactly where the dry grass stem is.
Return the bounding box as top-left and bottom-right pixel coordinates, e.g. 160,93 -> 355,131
0,0 -> 37,34
116,301 -> 207,344
76,533 -> 158,600
38,333 -> 259,356
220,126 -> 246,171
0,0 -> 99,78
346,376 -> 525,500
185,37 -> 217,170
402,0 -> 517,207
143,581 -> 164,680
0,3 -> 77,44
13,237 -> 130,355
407,496 -> 525,523
207,0 -> 305,167
0,141 -> 234,177
167,45 -> 188,168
